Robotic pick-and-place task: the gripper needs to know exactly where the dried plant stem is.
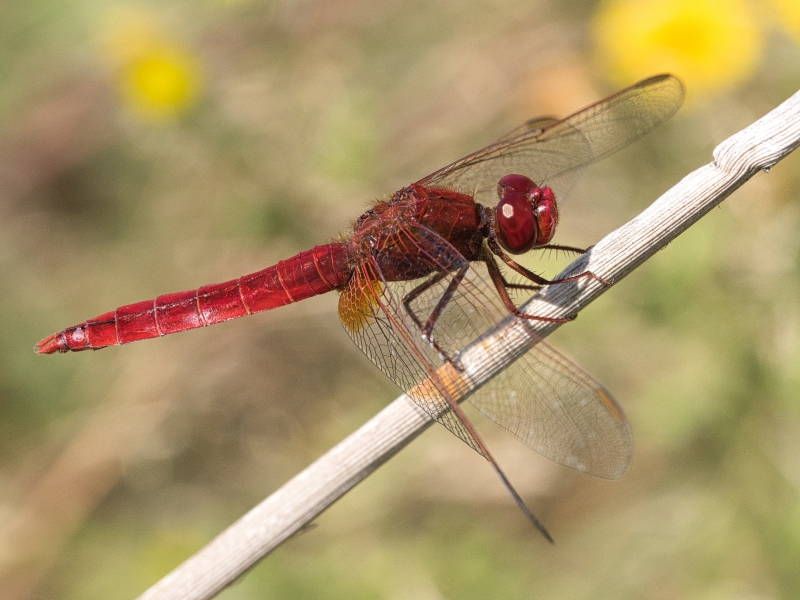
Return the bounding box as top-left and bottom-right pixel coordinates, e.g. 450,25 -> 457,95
137,88 -> 800,600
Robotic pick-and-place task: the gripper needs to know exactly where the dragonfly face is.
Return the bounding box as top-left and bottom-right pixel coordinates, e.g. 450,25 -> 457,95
493,173 -> 559,254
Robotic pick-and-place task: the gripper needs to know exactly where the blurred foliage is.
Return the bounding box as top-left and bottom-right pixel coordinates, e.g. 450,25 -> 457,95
0,0 -> 799,599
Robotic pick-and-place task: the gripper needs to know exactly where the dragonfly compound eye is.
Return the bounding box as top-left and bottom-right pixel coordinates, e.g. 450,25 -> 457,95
496,190 -> 537,254
534,186 -> 558,245
497,173 -> 537,195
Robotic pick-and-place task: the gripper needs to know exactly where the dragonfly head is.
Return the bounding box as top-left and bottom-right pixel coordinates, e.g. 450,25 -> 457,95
494,174 -> 558,254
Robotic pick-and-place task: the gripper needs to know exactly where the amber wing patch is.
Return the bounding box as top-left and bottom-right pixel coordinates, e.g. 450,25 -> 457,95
338,270 -> 383,335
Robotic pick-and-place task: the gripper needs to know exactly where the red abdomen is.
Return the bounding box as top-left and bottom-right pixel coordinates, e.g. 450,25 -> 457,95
36,243 -> 352,353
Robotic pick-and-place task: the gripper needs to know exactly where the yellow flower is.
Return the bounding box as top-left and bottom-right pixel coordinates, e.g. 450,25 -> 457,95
593,0 -> 763,95
768,0 -> 800,43
99,9 -> 202,121
119,47 -> 201,120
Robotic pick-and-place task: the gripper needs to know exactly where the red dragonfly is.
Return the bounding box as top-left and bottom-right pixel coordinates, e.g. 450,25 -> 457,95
37,74 -> 684,540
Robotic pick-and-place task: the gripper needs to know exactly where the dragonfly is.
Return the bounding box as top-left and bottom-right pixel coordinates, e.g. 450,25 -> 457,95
37,74 -> 685,541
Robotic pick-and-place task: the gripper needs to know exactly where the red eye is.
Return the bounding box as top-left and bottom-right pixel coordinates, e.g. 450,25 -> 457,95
496,191 -> 537,254
497,174 -> 536,195
535,187 -> 558,244
495,175 -> 559,254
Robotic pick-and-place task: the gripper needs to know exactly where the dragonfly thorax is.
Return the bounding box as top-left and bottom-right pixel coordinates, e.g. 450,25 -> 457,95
348,184 -> 485,283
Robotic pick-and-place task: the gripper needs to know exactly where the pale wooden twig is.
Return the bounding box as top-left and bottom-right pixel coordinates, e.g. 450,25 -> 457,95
136,87 -> 800,600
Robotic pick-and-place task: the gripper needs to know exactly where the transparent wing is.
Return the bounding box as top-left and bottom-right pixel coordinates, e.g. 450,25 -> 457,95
495,116 -> 559,142
338,229 -> 488,455
416,74 -> 684,206
338,226 -> 632,478
471,331 -> 631,479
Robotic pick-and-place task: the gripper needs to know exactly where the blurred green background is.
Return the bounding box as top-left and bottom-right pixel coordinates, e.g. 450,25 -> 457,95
2,0 -> 800,598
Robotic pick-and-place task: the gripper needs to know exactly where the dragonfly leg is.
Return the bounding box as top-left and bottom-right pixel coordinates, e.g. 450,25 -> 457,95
498,278 -> 541,294
482,254 -> 574,323
488,237 -> 610,287
536,243 -> 587,255
402,264 -> 470,365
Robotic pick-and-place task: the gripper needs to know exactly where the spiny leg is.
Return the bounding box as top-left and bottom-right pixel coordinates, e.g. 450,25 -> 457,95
483,253 -> 574,323
536,243 -> 587,255
496,274 -> 541,294
488,237 -> 610,287
402,263 -> 469,364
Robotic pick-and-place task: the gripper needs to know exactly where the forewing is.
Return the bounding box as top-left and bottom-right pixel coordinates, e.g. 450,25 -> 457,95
417,74 -> 684,206
495,116 -> 559,142
339,226 -> 632,476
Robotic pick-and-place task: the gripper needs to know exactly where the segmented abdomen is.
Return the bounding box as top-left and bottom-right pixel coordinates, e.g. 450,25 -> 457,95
36,243 -> 351,353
